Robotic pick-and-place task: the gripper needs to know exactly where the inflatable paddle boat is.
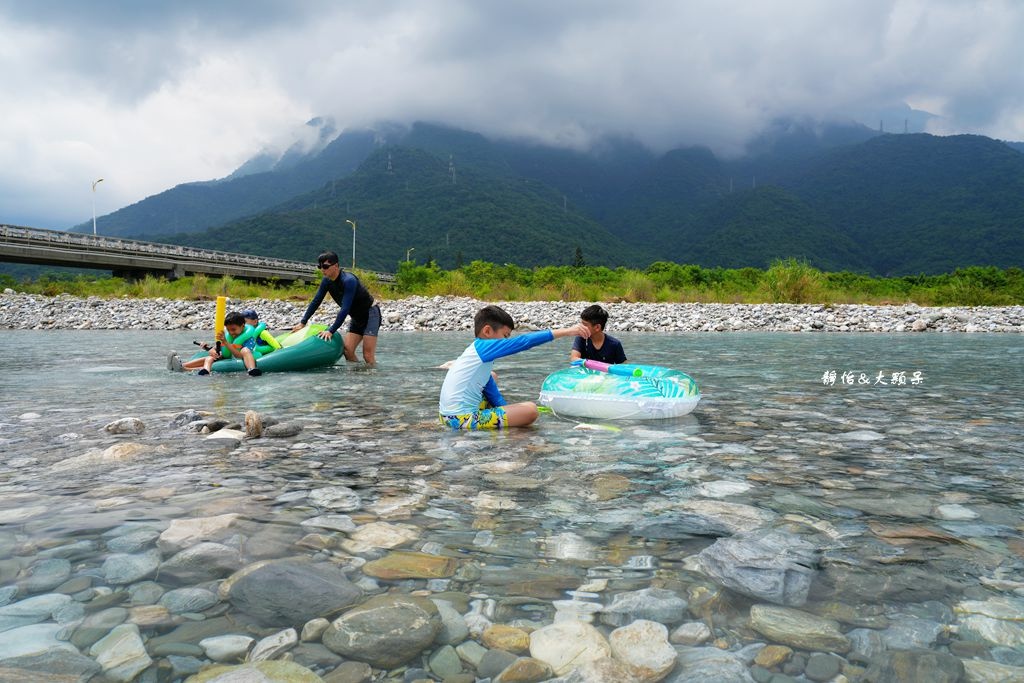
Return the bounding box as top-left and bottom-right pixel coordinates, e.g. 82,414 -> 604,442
190,324 -> 343,373
539,359 -> 701,420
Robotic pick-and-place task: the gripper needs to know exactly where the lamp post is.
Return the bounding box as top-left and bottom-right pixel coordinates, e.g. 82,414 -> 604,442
406,247 -> 415,262
91,178 -> 104,235
345,219 -> 356,269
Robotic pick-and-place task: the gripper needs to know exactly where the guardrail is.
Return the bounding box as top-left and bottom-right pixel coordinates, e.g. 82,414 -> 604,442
0,224 -> 395,284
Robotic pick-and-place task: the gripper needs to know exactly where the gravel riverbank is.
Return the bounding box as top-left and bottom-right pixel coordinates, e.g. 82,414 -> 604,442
2,290 -> 1022,333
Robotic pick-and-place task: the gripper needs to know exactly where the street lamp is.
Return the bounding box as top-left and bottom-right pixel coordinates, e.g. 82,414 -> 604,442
91,178 -> 104,235
406,247 -> 415,262
345,219 -> 356,269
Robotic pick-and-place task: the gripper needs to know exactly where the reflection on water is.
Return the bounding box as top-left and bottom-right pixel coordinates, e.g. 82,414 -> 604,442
1,330 -> 1023,680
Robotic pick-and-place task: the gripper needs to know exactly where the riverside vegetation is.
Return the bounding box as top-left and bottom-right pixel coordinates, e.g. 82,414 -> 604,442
3,259 -> 1023,307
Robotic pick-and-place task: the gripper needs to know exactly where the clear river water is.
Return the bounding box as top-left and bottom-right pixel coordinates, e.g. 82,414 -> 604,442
1,330 -> 1023,681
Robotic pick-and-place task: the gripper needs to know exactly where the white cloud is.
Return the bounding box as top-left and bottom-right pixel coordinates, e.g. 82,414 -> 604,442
2,0 -> 1023,227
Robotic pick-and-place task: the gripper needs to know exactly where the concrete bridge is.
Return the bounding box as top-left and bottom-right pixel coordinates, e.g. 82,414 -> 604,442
0,224 -> 393,284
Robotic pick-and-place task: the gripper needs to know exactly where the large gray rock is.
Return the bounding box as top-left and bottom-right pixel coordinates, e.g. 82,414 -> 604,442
864,649 -> 964,683
102,549 -> 161,585
25,558 -> 72,593
665,647 -> 755,683
600,587 -> 688,627
220,558 -> 362,628
749,604 -> 850,653
160,542 -> 241,584
322,594 -> 441,668
695,529 -> 818,606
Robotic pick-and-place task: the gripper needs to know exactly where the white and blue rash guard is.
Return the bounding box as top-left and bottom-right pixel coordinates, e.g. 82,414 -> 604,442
438,330 -> 555,414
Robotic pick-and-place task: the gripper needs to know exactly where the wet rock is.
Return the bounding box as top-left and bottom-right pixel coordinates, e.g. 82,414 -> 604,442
339,521 -> 419,553
609,619 -> 677,682
158,513 -> 240,553
291,642 -> 343,670
323,660 -> 373,683
362,551 -> 457,579
669,621 -> 712,646
128,604 -> 177,629
185,660 -> 323,682
955,596 -> 1024,648
428,644 -> 463,679
0,623 -> 79,662
432,598 -> 470,645
530,620 -> 612,675
25,558 -> 72,593
847,627 -> 886,662
248,627 -> 298,662
102,549 -> 161,585
51,442 -> 154,471
600,587 -> 688,627
632,512 -> 733,539
748,605 -> 850,653
881,617 -> 943,650
70,606 -> 128,649
804,652 -> 842,682
483,624 -> 531,653
552,657 -> 640,683
0,647 -> 102,680
864,649 -> 964,683
300,617 -> 330,642
753,645 -> 792,668
160,542 -> 241,583
159,587 -> 219,614
479,649 -> 520,679
199,634 -> 254,662
300,514 -> 357,533
106,529 -> 160,554
264,422 -> 304,438
962,659 -> 1024,682
695,529 -> 818,607
455,640 -> 488,668
666,647 -> 755,683
322,594 -> 441,668
89,623 -> 152,682
308,486 -> 361,511
170,409 -> 209,427
495,656 -> 553,683
220,558 -> 362,628
0,593 -> 72,625
103,417 -> 145,434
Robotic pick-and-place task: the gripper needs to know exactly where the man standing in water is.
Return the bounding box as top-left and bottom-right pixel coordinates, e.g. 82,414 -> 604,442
292,251 -> 380,364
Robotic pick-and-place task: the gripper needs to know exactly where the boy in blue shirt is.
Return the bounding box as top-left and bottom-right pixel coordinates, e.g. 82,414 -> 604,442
439,305 -> 589,430
570,304 -> 627,364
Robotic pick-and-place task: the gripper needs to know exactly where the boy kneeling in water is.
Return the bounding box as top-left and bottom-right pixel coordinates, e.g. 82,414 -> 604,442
438,305 -> 588,429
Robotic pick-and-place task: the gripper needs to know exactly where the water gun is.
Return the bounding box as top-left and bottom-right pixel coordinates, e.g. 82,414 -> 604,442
571,358 -> 643,377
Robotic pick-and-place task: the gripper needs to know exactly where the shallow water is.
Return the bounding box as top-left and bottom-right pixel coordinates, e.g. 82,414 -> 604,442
1,330 -> 1023,678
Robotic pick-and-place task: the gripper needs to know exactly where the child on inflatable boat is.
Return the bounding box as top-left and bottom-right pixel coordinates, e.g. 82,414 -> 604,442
169,310 -> 280,376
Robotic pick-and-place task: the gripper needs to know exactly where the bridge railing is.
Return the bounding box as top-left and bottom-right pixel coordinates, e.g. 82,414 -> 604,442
0,224 -> 395,282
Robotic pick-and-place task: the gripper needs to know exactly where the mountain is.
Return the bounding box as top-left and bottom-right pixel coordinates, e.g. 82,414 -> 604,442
69,126 -> 384,237
48,118 -> 1024,277
162,145 -> 650,271
690,186 -> 868,271
788,134 -> 1024,274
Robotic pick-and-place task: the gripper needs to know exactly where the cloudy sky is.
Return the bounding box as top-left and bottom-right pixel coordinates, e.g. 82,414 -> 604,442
2,0 -> 1023,229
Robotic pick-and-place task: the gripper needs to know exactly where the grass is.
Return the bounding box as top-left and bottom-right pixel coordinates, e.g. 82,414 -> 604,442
3,261 -> 1022,307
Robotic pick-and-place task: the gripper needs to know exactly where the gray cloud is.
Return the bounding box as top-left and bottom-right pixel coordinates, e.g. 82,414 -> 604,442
2,0 -> 1023,228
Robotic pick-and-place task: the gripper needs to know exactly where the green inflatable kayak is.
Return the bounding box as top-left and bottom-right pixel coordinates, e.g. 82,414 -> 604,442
190,324 -> 343,373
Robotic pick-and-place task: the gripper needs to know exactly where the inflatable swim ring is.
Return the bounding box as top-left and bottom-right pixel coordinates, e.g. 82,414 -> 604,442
539,361 -> 701,420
